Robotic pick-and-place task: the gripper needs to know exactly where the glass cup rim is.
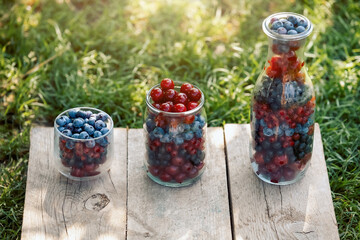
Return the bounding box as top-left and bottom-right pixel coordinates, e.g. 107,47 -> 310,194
263,12 -> 313,41
145,81 -> 205,116
54,106 -> 114,141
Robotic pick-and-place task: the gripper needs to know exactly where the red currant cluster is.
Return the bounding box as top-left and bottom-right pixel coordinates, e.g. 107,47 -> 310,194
150,78 -> 202,112
59,140 -> 107,177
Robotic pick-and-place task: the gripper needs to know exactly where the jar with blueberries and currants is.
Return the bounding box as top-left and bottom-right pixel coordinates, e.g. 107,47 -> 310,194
250,12 -> 315,185
54,107 -> 114,181
144,78 -> 206,187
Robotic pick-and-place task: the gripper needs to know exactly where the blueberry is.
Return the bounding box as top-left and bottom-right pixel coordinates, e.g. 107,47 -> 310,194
76,161 -> 84,169
58,127 -> 65,132
271,21 -> 283,30
263,127 -> 274,137
146,118 -> 156,132
195,129 -> 203,138
278,44 -> 290,53
68,109 -> 77,118
299,143 -> 306,151
160,134 -> 172,143
260,119 -> 266,127
298,152 -> 305,159
198,116 -> 206,128
97,138 -> 109,147
73,118 -> 85,128
283,21 -> 294,30
174,136 -> 184,145
73,127 -> 82,133
285,147 -> 295,156
183,124 -> 191,131
280,123 -> 289,130
276,150 -> 284,156
65,123 -> 74,132
297,18 -> 308,28
56,116 -> 67,127
264,154 -> 272,163
62,129 -> 72,137
255,145 -> 263,152
93,131 -> 102,138
79,131 -> 90,139
152,127 -> 165,138
100,127 -> 109,135
287,16 -> 298,25
85,111 -> 93,118
184,131 -> 194,141
66,141 -> 75,149
296,26 -> 305,33
277,27 -> 287,34
277,127 -> 284,136
72,133 -> 80,139
94,120 -> 106,130
301,127 -> 309,134
285,129 -> 294,137
97,113 -> 108,121
197,150 -> 205,161
84,124 -> 95,136
287,30 -> 298,35
272,142 -> 282,150
192,121 -> 201,131
76,110 -> 87,118
262,140 -> 271,149
88,117 -> 96,126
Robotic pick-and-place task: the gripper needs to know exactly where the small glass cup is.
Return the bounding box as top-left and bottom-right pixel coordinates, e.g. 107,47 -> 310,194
144,82 -> 207,187
54,107 -> 114,181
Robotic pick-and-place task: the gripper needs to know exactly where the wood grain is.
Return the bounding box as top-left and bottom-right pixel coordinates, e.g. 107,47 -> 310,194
21,127 -> 127,240
224,123 -> 339,240
126,127 -> 232,240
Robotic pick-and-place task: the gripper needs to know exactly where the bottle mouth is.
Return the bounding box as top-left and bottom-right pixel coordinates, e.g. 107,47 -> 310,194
263,12 -> 313,41
145,81 -> 205,116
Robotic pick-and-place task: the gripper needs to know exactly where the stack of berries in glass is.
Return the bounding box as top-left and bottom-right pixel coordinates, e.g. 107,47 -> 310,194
144,78 -> 206,186
250,14 -> 315,184
55,108 -> 112,178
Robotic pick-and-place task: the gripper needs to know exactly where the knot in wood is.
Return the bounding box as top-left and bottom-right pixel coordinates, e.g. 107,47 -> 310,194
84,193 -> 110,211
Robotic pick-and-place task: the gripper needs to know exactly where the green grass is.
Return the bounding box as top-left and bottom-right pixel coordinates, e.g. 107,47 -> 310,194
1,0 -> 359,238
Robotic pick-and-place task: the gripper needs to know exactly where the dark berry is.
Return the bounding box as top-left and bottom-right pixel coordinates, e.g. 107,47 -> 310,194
79,131 -> 90,139
150,87 -> 164,103
188,88 -> 201,102
62,129 -> 72,137
160,78 -> 175,90
271,21 -> 283,30
94,120 -> 106,130
68,109 -> 77,118
180,83 -> 193,94
174,93 -> 188,105
296,26 -> 305,33
172,103 -> 187,112
73,118 -> 85,128
187,102 -> 199,110
287,30 -> 297,35
164,89 -> 177,101
160,102 -> 172,112
277,27 -> 287,34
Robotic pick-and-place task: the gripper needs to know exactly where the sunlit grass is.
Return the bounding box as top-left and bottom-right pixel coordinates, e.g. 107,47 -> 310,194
0,0 -> 359,238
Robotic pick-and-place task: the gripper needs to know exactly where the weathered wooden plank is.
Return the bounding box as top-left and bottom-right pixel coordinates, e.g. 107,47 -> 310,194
127,127 -> 232,240
21,127 -> 127,240
224,123 -> 339,240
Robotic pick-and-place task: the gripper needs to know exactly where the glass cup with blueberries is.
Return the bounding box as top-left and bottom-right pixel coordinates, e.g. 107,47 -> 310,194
54,107 -> 114,181
250,12 -> 315,185
144,78 -> 207,187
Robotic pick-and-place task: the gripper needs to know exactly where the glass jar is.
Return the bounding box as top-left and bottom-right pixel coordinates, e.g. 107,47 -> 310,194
250,12 -> 315,185
54,107 -> 114,181
144,82 -> 207,187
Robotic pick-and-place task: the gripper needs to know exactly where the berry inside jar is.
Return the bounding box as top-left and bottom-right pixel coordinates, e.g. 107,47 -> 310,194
145,78 -> 206,187
55,108 -> 113,179
251,13 -> 315,184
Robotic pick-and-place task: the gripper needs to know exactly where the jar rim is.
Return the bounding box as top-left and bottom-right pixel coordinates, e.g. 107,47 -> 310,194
145,81 -> 205,116
54,106 -> 114,141
263,12 -> 313,41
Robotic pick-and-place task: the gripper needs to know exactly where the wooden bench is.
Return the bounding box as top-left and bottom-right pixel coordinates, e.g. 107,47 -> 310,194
22,124 -> 339,239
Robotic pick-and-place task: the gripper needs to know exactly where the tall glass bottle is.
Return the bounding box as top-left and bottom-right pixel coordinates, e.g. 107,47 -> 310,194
250,12 -> 315,185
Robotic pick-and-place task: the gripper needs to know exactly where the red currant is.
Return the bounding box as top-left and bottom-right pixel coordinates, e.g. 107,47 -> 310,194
149,166 -> 161,176
165,165 -> 180,176
181,162 -> 193,173
164,89 -> 177,101
274,155 -> 288,166
174,93 -> 188,105
187,102 -> 199,110
150,87 -> 164,103
175,173 -> 187,183
172,103 -> 187,112
160,78 -> 175,90
188,88 -> 201,102
254,152 -> 264,164
159,172 -> 172,182
180,83 -> 193,94
171,157 -> 185,166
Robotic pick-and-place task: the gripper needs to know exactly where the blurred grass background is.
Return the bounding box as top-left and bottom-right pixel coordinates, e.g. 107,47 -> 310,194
0,0 -> 359,238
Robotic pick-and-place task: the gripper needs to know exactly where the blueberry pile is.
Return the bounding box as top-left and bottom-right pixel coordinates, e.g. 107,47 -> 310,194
145,79 -> 206,184
56,109 -> 111,178
270,15 -> 308,35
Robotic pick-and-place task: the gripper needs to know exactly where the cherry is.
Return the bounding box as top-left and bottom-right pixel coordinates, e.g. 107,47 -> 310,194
159,172 -> 172,182
172,103 -> 187,112
188,88 -> 201,102
160,78 -> 175,90
181,162 -> 193,173
184,115 -> 195,124
175,173 -> 187,183
164,89 -> 177,101
188,167 -> 199,178
174,93 -> 188,105
165,165 -> 180,176
149,166 -> 161,176
152,102 -> 161,109
84,163 -> 98,172
274,155 -> 288,166
160,102 -> 172,112
71,168 -> 84,177
265,163 -> 278,173
254,152 -> 264,164
180,83 -> 193,94
150,87 -> 164,102
187,102 -> 199,110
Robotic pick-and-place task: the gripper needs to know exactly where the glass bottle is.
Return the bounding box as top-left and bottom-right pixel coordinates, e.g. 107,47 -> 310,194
54,107 -> 114,181
144,82 -> 207,187
250,12 -> 315,185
